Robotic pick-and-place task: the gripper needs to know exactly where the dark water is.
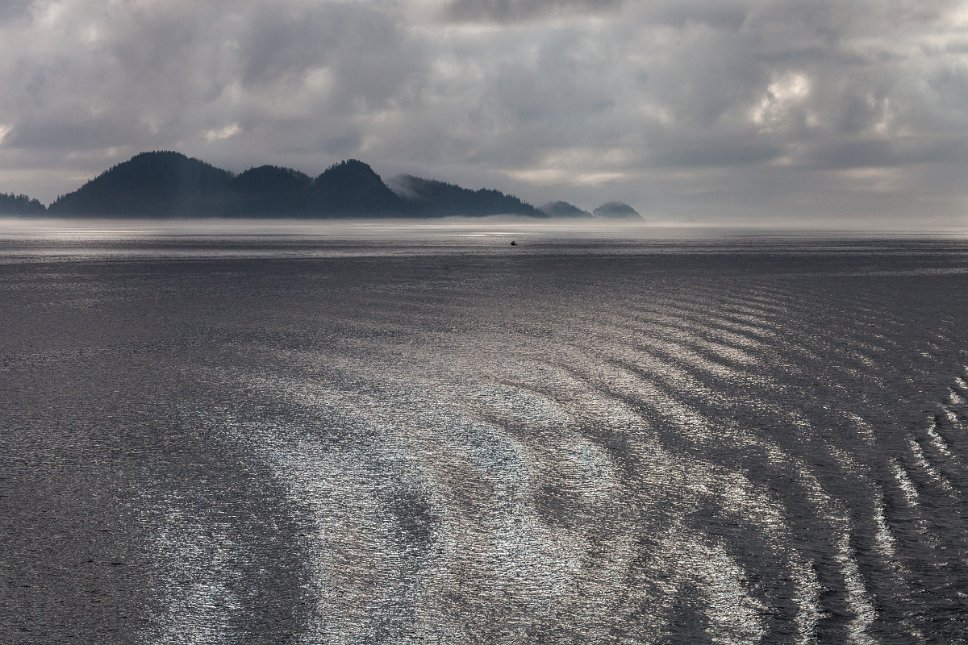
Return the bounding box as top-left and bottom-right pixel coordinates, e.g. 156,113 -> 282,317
3,224 -> 968,643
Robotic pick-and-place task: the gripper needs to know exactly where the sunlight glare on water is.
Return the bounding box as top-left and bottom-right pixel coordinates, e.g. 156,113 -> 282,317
2,220 -> 968,642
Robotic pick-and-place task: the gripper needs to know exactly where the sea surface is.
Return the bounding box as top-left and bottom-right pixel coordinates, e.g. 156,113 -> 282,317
3,221 -> 968,643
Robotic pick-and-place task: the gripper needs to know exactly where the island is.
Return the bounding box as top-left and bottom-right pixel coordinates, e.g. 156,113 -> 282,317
2,151 -> 643,220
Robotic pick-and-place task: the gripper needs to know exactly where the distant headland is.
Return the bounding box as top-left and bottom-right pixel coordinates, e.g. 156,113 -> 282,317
0,151 -> 642,220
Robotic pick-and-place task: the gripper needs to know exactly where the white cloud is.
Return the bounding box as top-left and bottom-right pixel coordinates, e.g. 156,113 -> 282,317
751,71 -> 812,132
204,123 -> 242,143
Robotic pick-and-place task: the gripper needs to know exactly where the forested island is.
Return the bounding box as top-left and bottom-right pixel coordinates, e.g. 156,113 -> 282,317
0,192 -> 46,216
2,151 -> 642,220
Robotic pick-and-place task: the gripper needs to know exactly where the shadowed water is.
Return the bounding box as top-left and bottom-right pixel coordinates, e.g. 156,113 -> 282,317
2,222 -> 968,643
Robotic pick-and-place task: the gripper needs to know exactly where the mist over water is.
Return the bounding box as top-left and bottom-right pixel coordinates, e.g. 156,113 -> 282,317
3,220 -> 968,643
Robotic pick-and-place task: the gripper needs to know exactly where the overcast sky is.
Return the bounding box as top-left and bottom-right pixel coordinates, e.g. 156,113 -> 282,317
0,0 -> 966,225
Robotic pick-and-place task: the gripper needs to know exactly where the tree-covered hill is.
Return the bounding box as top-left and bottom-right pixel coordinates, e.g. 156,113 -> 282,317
392,175 -> 544,217
539,201 -> 592,218
0,192 -> 46,215
48,151 -> 233,217
311,160 -> 405,216
593,202 -> 643,219
229,165 -> 313,216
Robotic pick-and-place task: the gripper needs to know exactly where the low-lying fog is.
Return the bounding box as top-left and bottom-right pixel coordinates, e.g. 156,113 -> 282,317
2,217 -> 966,245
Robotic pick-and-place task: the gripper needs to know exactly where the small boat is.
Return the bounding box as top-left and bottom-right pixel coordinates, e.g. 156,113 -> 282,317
510,240 -> 517,246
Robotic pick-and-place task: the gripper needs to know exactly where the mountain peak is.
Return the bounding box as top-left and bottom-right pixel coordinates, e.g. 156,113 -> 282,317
313,159 -> 402,215
593,202 -> 642,219
233,165 -> 312,191
539,201 -> 592,218
316,159 -> 380,181
48,151 -> 232,216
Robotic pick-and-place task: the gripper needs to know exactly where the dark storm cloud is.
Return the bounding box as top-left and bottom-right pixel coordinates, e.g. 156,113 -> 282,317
0,0 -> 966,224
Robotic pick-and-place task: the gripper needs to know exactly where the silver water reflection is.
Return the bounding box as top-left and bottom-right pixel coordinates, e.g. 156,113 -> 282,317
2,222 -> 968,643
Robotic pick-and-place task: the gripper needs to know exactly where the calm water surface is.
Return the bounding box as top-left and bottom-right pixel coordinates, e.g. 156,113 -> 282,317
2,221 -> 968,643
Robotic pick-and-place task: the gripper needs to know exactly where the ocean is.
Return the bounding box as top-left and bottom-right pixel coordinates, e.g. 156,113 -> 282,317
2,221 -> 968,643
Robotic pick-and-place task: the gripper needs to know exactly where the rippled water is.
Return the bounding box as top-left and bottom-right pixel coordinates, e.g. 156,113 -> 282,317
3,224 -> 968,643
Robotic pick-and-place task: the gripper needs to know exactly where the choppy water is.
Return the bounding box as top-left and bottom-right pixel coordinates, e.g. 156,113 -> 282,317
3,223 -> 968,643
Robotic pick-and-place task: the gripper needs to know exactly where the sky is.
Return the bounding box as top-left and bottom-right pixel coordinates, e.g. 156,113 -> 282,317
0,0 -> 966,225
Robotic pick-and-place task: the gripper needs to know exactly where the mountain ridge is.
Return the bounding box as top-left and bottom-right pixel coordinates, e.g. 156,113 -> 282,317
5,151 -> 642,219
539,201 -> 592,218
